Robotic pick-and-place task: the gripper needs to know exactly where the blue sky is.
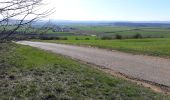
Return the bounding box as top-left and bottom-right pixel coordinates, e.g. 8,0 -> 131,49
46,0 -> 170,21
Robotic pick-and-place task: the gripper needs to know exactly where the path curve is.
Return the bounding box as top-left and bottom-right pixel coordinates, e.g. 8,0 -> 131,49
17,41 -> 170,87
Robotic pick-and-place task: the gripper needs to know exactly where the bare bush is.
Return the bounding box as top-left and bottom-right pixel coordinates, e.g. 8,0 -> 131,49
0,0 -> 54,41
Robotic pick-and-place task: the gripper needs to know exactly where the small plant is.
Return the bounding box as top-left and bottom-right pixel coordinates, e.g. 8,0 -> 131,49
85,38 -> 90,40
133,33 -> 143,39
146,35 -> 151,38
61,37 -> 68,40
40,37 -> 67,40
101,36 -> 112,40
115,34 -> 122,39
75,37 -> 80,40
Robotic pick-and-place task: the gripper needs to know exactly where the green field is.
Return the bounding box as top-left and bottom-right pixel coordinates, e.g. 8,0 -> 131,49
0,26 -> 76,36
3,25 -> 170,38
71,26 -> 170,38
38,38 -> 170,57
44,30 -> 75,35
61,36 -> 98,40
0,43 -> 170,99
72,26 -> 136,32
35,26 -> 170,57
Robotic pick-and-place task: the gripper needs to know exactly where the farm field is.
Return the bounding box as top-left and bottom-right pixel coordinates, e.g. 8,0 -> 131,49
60,36 -> 98,40
0,26 -> 75,36
37,38 -> 170,57
4,25 -> 170,38
70,26 -> 170,38
1,43 -> 170,99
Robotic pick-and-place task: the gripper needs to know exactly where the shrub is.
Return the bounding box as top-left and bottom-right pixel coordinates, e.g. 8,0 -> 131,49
133,34 -> 143,39
75,37 -> 80,40
61,37 -> 68,40
101,36 -> 112,40
40,37 -> 68,40
146,35 -> 151,38
85,38 -> 90,40
53,37 -> 60,40
115,34 -> 122,39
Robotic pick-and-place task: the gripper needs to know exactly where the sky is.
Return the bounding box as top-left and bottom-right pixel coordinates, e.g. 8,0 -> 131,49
44,0 -> 170,21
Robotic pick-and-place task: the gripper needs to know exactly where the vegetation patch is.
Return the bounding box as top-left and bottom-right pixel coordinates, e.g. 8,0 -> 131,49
0,43 -> 170,99
71,26 -> 170,38
37,38 -> 170,57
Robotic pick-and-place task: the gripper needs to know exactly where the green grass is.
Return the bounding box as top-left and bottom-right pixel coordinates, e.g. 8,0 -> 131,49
72,26 -> 135,32
0,43 -> 170,99
38,38 -> 170,57
61,36 -> 98,40
0,26 -> 76,37
71,26 -> 170,38
45,30 -> 75,35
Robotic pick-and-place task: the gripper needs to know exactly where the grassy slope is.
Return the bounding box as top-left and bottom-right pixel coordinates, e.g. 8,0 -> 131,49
38,38 -> 170,57
0,43 -> 170,99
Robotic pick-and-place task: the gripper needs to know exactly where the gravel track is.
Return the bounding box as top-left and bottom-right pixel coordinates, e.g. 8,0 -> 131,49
17,41 -> 170,87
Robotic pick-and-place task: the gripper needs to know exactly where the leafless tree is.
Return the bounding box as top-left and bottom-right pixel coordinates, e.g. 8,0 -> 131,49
0,0 -> 54,41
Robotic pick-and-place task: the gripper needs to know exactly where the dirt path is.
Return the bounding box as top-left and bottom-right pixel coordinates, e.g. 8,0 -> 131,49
17,41 -> 170,88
